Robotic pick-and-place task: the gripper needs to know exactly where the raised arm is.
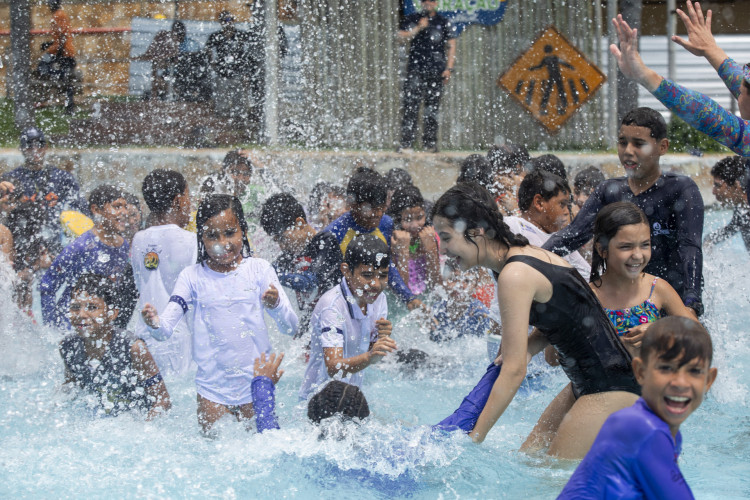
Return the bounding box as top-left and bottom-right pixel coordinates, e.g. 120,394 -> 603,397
671,1 -> 728,72
141,269 -> 192,340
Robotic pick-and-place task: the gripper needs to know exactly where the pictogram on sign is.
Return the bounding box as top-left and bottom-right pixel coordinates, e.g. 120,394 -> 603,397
497,26 -> 606,134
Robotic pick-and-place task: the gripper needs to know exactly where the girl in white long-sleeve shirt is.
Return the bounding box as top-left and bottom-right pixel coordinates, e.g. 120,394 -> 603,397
142,194 -> 297,433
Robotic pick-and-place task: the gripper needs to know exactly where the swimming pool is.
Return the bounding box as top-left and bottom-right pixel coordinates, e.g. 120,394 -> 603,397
1,210 -> 748,498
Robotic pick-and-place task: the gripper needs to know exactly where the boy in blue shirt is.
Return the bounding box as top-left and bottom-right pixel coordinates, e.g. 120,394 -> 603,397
325,167 -> 422,310
558,316 -> 718,499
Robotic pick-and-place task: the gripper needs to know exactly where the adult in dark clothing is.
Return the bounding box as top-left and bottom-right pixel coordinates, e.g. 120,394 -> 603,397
0,127 -> 88,255
205,11 -> 253,122
543,108 -> 704,317
260,193 -> 343,336
398,0 -> 457,153
705,156 -> 750,252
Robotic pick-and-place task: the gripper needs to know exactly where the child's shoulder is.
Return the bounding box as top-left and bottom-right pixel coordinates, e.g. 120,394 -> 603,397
605,399 -> 672,443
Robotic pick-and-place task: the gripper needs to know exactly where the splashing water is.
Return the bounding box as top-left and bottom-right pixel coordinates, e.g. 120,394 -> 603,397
0,211 -> 748,497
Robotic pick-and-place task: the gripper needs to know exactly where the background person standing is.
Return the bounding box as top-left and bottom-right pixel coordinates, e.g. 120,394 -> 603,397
397,0 -> 457,153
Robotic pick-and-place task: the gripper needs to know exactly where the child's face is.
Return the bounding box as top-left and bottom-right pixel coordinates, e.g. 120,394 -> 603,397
92,197 -> 129,235
322,194 -> 347,225
634,351 -> 717,437
598,223 -> 651,280
535,191 -> 571,233
434,216 -> 480,271
202,209 -> 244,270
344,263 -> 388,305
712,176 -> 744,206
124,203 -> 142,236
573,189 -> 590,209
275,217 -> 309,253
617,125 -> 668,181
351,201 -> 385,230
400,206 -> 426,235
69,291 -> 117,338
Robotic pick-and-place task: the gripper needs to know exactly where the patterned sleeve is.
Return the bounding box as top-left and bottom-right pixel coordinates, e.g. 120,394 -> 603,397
717,57 -> 745,99
651,78 -> 750,156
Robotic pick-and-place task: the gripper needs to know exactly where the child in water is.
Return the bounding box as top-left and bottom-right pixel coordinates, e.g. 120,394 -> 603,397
558,316 -> 718,499
141,194 -> 298,433
589,202 -> 693,357
389,185 -> 441,295
60,274 -> 171,419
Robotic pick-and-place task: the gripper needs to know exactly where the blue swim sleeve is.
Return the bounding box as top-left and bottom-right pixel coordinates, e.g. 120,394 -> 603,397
433,362 -> 502,433
252,376 -> 280,433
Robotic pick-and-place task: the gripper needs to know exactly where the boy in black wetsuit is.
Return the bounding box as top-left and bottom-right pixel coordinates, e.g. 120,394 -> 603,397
260,192 -> 343,335
705,156 -> 750,253
543,107 -> 704,317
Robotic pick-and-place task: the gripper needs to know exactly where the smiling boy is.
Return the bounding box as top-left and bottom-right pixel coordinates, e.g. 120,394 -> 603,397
558,316 -> 717,499
543,107 -> 705,317
299,234 -> 397,401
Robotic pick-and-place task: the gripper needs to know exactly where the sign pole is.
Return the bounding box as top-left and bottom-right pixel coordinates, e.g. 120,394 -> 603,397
607,0 -> 619,149
667,0 -> 676,82
264,0 -> 279,146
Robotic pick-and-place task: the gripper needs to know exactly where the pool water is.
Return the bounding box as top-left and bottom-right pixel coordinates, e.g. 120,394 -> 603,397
1,210 -> 749,499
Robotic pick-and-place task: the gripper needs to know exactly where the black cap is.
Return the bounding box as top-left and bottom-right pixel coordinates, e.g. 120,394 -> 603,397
20,127 -> 46,149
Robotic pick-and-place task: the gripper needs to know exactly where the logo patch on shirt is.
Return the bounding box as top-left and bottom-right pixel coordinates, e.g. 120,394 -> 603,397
144,251 -> 159,270
652,222 -> 671,236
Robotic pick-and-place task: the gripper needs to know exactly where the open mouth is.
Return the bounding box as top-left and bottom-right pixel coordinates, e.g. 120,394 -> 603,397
664,395 -> 690,414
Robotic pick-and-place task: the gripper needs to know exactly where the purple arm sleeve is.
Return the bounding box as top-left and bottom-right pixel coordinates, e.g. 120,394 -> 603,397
251,376 -> 280,433
633,431 -> 695,500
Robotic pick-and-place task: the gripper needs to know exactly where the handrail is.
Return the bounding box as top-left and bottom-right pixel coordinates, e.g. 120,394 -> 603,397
0,27 -> 132,36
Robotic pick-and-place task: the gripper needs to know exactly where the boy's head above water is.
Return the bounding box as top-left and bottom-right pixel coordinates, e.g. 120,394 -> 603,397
260,192 -> 312,253
69,274 -> 119,337
633,316 -> 718,437
618,107 -> 669,181
342,234 -> 390,305
347,167 -> 387,230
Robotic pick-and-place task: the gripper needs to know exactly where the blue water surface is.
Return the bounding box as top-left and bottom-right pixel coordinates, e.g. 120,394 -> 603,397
0,210 -> 749,498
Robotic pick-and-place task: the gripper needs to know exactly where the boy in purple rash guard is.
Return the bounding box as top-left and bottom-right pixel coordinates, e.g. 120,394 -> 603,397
558,317 -> 718,500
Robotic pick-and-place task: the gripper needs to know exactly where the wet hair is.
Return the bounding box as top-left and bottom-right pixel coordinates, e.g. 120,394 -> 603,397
487,143 -> 530,176
573,166 -> 606,195
222,150 -> 253,175
517,170 -> 571,212
71,273 -> 118,308
641,316 -> 714,367
710,156 -> 747,186
47,0 -> 61,12
457,154 -> 493,190
385,168 -> 413,193
88,184 -> 126,211
621,107 -> 668,140
344,234 -> 390,270
307,381 -> 370,424
529,154 -> 567,180
431,182 -> 529,251
388,185 -> 424,224
308,182 -> 345,215
124,193 -> 141,210
142,169 -> 187,215
195,194 -> 252,265
347,168 -> 387,206
590,202 -> 650,284
260,192 -> 306,237
6,202 -> 47,272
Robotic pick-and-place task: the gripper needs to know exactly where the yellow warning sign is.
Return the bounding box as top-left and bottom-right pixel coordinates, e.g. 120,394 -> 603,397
497,26 -> 605,134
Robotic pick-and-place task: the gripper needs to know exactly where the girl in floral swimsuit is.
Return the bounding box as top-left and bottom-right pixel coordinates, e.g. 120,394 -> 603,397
589,202 -> 694,358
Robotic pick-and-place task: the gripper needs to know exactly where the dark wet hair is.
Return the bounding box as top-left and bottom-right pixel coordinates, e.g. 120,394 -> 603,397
590,202 -> 650,284
621,107 -> 668,140
71,273 -> 118,308
308,182 -> 345,215
195,194 -> 252,265
431,182 -> 529,251
142,169 -> 187,215
385,167 -> 413,193
517,170 -> 571,212
344,234 -> 390,270
124,193 -> 140,210
260,192 -> 306,237
710,156 -> 747,186
529,154 -> 567,180
89,184 -> 126,211
641,316 -> 714,367
347,168 -> 387,206
487,143 -> 530,176
222,150 -> 253,175
6,202 -> 47,272
457,154 -> 493,190
307,381 -> 370,424
573,166 -> 606,195
388,185 -> 424,224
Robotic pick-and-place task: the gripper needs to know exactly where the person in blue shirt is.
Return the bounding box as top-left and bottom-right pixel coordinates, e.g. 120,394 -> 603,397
558,316 -> 718,499
324,167 -> 423,310
0,127 -> 88,254
41,185 -> 137,330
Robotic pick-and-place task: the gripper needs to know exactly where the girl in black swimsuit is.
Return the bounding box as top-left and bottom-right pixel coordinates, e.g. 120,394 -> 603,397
432,182 -> 640,459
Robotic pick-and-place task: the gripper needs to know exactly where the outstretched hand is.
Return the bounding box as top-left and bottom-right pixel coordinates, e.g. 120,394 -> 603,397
609,15 -> 662,92
254,352 -> 284,384
262,284 -> 280,309
672,1 -> 727,69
